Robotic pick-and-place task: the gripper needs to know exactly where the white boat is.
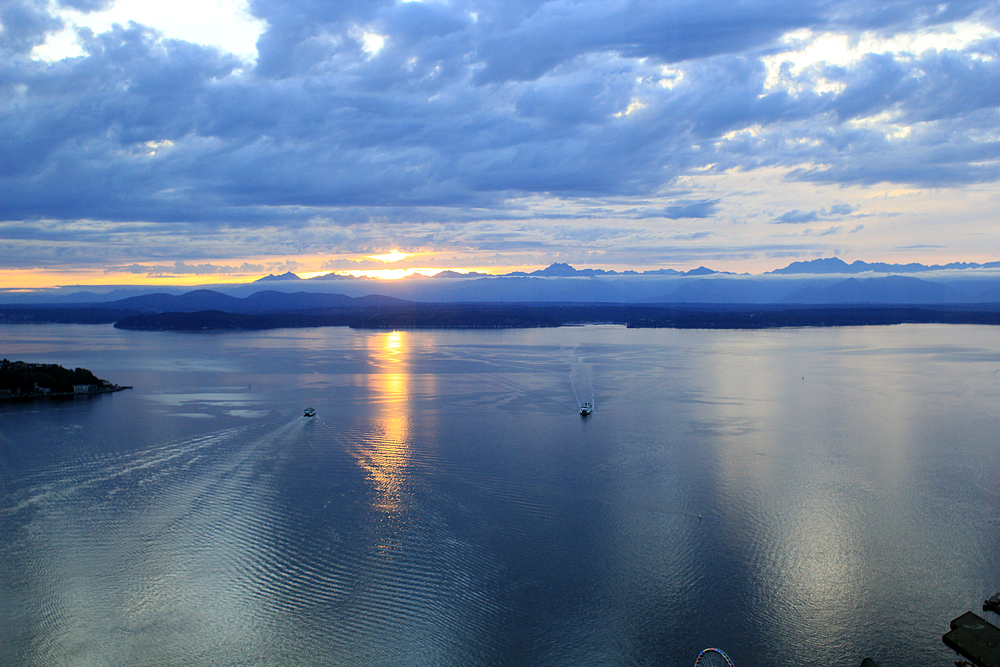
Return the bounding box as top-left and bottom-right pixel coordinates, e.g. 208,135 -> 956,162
579,402 -> 592,416
303,407 -> 316,417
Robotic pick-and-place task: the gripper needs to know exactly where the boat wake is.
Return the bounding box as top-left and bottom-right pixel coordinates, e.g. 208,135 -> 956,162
570,356 -> 595,414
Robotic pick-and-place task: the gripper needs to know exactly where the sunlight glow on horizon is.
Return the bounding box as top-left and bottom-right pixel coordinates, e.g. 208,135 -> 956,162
0,264 -> 507,290
5,246 -> 1000,290
367,250 -> 409,263
0,267 -> 274,290
341,268 -> 442,280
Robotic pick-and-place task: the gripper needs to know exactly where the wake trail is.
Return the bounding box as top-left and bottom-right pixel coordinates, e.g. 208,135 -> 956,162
569,350 -> 596,408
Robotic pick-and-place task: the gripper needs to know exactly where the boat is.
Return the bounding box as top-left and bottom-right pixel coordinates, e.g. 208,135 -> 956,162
579,402 -> 593,416
303,407 -> 316,417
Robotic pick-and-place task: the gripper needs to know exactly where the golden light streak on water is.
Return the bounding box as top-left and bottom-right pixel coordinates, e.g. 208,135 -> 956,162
356,331 -> 414,532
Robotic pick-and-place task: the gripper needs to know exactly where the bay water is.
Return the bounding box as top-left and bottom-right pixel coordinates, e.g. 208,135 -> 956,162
1,323 -> 999,666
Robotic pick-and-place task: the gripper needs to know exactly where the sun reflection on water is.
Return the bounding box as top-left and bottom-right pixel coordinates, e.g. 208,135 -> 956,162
355,332 -> 414,537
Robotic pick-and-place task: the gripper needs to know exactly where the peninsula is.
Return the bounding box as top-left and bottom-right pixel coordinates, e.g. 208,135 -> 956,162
0,359 -> 131,401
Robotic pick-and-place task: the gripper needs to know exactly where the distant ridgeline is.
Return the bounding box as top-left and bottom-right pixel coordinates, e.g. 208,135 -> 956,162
111,304 -> 1000,331
4,259 -> 1000,331
0,359 -> 129,400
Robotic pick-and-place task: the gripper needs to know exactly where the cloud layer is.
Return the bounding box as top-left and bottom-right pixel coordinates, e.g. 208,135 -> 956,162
2,0 -> 999,276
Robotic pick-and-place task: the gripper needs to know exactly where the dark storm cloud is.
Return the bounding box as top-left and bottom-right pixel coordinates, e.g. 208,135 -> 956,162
1,0 -> 999,262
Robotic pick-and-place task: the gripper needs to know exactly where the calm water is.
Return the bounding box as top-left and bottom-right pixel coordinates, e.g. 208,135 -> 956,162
1,323 -> 999,666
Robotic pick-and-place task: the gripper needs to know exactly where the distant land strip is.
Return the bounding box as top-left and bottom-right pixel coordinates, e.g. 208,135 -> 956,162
107,304 -> 1000,331
5,303 -> 1000,331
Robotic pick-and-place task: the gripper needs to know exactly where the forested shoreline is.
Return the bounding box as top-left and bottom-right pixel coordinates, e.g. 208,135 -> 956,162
0,359 -> 129,400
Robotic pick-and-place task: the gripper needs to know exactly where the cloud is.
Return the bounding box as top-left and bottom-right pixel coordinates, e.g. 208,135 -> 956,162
772,202 -> 859,223
774,209 -> 822,224
621,200 -> 721,220
2,0 -> 1000,275
0,0 -> 64,54
662,200 -> 722,219
57,0 -> 114,12
110,260 -> 296,276
808,225 -> 842,236
320,257 -> 411,271
671,230 -> 714,241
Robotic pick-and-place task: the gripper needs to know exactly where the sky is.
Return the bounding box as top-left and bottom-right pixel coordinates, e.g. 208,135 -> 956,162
2,0 -> 999,287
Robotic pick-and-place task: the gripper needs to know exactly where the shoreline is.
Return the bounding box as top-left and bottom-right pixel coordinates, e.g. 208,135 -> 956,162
0,385 -> 132,403
110,304 -> 1000,332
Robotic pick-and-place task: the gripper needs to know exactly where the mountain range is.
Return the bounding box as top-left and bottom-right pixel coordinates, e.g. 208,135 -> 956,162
3,257 -> 1000,307
255,257 -> 1000,282
765,257 -> 1000,275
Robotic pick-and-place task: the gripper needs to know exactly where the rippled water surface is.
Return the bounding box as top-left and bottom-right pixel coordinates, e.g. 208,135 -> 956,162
2,323 -> 999,666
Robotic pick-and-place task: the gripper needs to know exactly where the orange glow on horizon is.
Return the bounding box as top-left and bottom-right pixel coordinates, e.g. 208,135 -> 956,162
0,267 -> 274,290
367,249 -> 409,263
0,255 -> 545,289
0,257 -> 851,290
340,267 -> 441,280
0,266 -> 519,290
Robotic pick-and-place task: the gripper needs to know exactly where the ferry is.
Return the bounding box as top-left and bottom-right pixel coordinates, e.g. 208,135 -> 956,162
303,407 -> 316,417
579,402 -> 593,416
